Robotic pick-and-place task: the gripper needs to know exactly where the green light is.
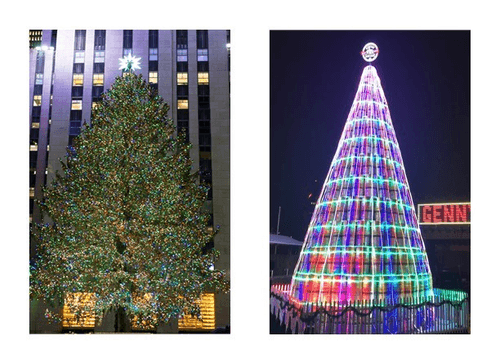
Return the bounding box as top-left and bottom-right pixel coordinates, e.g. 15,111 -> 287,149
326,176 -> 407,189
316,196 -> 413,210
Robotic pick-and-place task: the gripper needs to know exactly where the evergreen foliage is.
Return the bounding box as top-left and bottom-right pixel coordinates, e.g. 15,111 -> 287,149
30,73 -> 228,330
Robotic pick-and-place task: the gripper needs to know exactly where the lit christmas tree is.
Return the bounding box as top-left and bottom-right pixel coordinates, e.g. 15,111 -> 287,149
290,43 -> 433,306
30,69 -> 228,331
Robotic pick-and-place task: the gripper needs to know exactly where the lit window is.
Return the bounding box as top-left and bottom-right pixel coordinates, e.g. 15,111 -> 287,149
73,74 -> 84,86
197,49 -> 208,62
74,51 -> 85,63
33,95 -> 42,106
30,145 -> 38,151
62,293 -> 96,329
30,188 -> 35,198
177,72 -> 188,85
71,100 -> 82,110
47,145 -> 50,151
198,72 -> 209,85
177,49 -> 187,62
31,122 -> 40,129
94,51 -> 105,63
149,72 -> 158,84
93,73 -> 104,86
178,293 -> 215,331
178,100 -> 188,109
92,102 -> 98,109
149,48 -> 158,61
131,293 -> 157,331
35,73 -> 43,85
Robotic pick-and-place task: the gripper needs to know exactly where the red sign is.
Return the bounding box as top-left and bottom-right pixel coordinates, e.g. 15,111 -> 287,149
418,203 -> 470,224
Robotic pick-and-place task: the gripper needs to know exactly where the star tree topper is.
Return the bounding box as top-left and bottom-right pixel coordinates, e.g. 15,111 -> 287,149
119,54 -> 142,72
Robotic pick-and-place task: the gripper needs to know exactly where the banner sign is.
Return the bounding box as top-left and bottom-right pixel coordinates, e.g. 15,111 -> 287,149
418,203 -> 470,225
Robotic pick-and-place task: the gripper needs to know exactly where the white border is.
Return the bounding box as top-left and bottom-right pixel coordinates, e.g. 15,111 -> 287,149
4,1 -> 500,363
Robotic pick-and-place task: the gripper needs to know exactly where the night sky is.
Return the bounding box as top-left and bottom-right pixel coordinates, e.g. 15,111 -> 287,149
270,31 -> 470,241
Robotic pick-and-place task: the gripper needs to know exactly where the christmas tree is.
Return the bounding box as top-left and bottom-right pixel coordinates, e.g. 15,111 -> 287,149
30,71 -> 228,331
290,44 -> 433,306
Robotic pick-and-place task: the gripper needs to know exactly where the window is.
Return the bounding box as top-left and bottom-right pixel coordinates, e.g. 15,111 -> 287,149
51,30 -> 57,49
123,48 -> 132,57
73,74 -> 84,86
149,30 -> 159,48
177,72 -> 188,85
35,73 -> 43,85
62,293 -> 96,329
92,86 -> 104,98
198,72 -> 209,85
123,30 -> 133,49
94,30 -> 106,50
72,86 -> 84,97
74,51 -> 85,63
30,145 -> 38,151
71,100 -> 82,110
196,30 -> 208,49
35,51 -> 45,73
69,120 -> 81,135
177,49 -> 187,62
30,30 -> 42,49
149,60 -> 158,71
149,72 -> 158,84
197,49 -> 208,62
74,30 -> 86,51
131,293 -> 156,331
94,51 -> 105,63
93,63 -> 104,73
178,293 -> 215,331
31,122 -> 40,129
93,74 -> 104,86
149,48 -> 158,61
73,63 -> 84,73
33,95 -> 42,107
30,187 -> 35,198
176,30 -> 188,48
177,85 -> 188,97
178,100 -> 188,109
33,84 -> 43,95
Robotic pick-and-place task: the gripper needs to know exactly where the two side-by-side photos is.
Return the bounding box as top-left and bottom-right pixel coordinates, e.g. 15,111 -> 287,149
28,30 -> 470,335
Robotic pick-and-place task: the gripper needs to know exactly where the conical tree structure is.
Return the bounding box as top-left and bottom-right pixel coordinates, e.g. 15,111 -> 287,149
290,65 -> 433,306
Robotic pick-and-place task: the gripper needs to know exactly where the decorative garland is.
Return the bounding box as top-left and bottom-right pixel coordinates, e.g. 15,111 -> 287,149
271,291 -> 468,322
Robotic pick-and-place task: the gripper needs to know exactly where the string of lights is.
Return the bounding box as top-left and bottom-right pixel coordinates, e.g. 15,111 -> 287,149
30,72 -> 229,329
290,62 -> 433,306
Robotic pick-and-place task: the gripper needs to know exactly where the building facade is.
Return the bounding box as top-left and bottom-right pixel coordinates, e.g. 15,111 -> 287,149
29,30 -> 230,332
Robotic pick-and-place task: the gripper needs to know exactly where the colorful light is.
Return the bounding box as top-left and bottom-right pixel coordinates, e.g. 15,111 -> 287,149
29,73 -> 229,330
290,64 -> 433,306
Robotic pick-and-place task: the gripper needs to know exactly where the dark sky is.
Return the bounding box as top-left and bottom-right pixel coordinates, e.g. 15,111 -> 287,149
270,30 -> 470,240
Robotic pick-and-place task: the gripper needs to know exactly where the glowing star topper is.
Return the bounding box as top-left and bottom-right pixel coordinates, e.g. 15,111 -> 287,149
361,42 -> 379,62
119,54 -> 142,72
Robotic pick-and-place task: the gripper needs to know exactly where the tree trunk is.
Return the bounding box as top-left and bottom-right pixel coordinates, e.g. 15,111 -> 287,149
115,307 -> 131,332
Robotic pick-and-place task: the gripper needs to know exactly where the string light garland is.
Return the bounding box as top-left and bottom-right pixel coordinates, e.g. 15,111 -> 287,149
30,72 -> 229,331
289,61 -> 433,306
